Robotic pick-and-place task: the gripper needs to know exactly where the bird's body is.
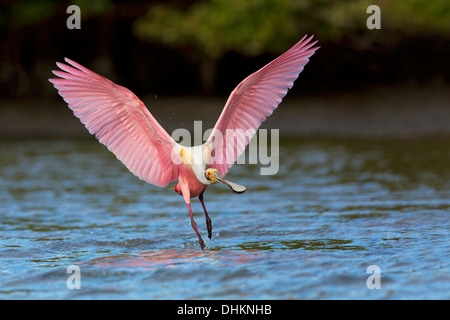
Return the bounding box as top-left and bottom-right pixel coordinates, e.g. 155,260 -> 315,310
174,145 -> 210,199
50,35 -> 319,249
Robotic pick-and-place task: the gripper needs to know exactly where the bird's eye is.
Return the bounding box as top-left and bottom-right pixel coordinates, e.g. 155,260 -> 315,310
205,172 -> 211,180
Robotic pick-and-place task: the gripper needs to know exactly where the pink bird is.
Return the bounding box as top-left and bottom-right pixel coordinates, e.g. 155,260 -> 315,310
49,35 -> 319,249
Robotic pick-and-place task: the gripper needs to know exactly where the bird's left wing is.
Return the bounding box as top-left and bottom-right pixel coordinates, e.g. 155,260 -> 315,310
206,35 -> 319,176
49,58 -> 181,187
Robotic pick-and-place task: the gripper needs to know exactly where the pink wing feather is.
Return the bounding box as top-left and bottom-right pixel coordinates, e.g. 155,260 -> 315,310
206,35 -> 319,176
49,58 -> 180,187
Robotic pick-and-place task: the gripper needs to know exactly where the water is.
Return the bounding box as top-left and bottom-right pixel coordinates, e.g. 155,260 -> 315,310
0,137 -> 449,299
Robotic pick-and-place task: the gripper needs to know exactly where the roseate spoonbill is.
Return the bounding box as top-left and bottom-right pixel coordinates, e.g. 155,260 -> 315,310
49,35 -> 319,249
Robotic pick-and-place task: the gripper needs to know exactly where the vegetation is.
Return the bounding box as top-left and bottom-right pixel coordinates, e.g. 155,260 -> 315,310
134,0 -> 450,56
0,0 -> 448,97
132,0 -> 449,91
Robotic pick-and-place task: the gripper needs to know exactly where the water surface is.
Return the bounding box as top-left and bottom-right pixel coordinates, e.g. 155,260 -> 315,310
0,137 -> 449,299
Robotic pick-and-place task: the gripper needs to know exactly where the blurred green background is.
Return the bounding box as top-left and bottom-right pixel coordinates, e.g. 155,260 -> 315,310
1,0 -> 449,137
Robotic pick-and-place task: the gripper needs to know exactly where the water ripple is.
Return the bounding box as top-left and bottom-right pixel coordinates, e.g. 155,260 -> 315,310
0,138 -> 449,299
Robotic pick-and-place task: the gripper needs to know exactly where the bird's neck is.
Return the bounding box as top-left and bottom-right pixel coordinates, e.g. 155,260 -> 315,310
179,144 -> 210,185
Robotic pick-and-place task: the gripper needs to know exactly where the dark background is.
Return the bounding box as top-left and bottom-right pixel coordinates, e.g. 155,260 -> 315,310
1,0 -> 449,137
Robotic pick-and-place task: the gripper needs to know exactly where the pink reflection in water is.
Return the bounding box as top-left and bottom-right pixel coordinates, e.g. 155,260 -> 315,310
90,249 -> 267,270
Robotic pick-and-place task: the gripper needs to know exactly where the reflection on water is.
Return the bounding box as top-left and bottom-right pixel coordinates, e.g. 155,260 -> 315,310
0,137 -> 449,299
91,250 -> 217,269
238,239 -> 366,251
90,249 -> 270,270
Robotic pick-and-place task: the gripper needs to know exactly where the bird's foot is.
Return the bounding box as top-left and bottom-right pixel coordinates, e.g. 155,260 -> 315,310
198,237 -> 205,250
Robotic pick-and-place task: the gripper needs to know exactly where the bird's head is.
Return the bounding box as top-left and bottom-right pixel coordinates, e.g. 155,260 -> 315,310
205,168 -> 220,183
204,168 -> 246,193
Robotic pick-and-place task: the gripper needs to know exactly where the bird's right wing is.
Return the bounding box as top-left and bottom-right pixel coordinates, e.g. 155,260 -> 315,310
206,35 -> 319,176
49,58 -> 181,187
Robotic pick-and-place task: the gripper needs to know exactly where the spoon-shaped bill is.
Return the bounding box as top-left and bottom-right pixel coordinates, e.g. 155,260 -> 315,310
213,171 -> 247,194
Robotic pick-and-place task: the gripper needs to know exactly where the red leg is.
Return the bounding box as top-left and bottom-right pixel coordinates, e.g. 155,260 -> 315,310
199,192 -> 212,240
187,203 -> 205,250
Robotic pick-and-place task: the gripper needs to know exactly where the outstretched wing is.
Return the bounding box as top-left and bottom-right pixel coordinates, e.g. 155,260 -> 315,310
206,35 -> 319,176
49,58 -> 180,187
